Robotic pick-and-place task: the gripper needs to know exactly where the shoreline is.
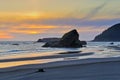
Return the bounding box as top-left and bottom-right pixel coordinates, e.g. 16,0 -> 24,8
0,48 -> 120,80
0,56 -> 120,72
0,52 -> 93,63
0,51 -> 94,69
0,57 -> 120,80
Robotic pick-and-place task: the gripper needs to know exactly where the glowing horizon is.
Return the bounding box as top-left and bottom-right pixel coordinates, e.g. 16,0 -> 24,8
0,0 -> 120,41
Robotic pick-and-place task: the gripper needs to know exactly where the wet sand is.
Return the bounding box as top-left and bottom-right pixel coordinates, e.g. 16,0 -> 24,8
0,58 -> 120,80
0,49 -> 120,80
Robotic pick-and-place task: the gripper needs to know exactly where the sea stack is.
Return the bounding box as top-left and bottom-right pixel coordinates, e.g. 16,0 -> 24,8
42,29 -> 86,48
93,23 -> 120,41
37,38 -> 60,42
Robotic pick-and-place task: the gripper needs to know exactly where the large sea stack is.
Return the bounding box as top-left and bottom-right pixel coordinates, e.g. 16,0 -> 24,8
93,23 -> 120,41
42,29 -> 86,48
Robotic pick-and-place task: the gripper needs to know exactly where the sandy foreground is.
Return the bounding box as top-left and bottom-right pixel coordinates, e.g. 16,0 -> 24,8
0,56 -> 120,80
0,47 -> 120,80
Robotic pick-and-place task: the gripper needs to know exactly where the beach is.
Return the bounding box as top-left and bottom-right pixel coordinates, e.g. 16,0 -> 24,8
0,0 -> 120,79
0,42 -> 120,80
0,57 -> 120,80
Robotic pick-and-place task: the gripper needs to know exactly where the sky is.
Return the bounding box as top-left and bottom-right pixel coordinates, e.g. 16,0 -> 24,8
0,0 -> 120,41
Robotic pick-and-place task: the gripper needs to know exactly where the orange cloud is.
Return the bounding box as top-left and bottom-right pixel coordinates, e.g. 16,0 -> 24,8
21,24 -> 56,29
8,24 -> 57,34
0,31 -> 13,39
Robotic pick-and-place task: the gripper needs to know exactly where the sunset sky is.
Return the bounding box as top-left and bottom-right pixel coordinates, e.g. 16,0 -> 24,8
0,0 -> 120,41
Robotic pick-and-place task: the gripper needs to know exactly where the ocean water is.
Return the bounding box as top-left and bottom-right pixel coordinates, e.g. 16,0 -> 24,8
0,41 -> 81,56
0,41 -> 120,68
0,41 -> 120,56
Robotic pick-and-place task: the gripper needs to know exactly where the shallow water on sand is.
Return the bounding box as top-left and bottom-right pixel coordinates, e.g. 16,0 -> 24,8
0,41 -> 120,68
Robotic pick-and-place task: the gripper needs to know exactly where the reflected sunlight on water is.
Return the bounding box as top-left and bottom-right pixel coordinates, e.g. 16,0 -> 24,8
0,58 -> 62,68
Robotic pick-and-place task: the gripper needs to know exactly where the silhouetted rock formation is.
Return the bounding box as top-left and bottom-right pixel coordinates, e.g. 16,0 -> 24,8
37,69 -> 45,72
37,38 -> 60,42
93,23 -> 120,41
80,41 -> 87,45
37,39 -> 42,42
12,44 -> 19,45
42,29 -> 87,48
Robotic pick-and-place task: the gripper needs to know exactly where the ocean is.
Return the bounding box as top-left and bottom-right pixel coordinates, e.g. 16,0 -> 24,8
0,41 -> 120,68
0,41 -> 120,56
0,41 -> 59,56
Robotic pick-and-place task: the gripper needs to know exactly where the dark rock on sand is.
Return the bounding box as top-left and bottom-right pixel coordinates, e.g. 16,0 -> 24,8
42,29 -> 86,48
37,69 -> 45,72
93,23 -> 120,41
37,38 -> 60,42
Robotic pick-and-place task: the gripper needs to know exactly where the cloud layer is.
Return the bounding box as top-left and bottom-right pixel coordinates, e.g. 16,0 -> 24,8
0,0 -> 120,40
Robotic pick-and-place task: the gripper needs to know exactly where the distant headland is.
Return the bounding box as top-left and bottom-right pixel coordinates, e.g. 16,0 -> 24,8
93,23 -> 120,41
